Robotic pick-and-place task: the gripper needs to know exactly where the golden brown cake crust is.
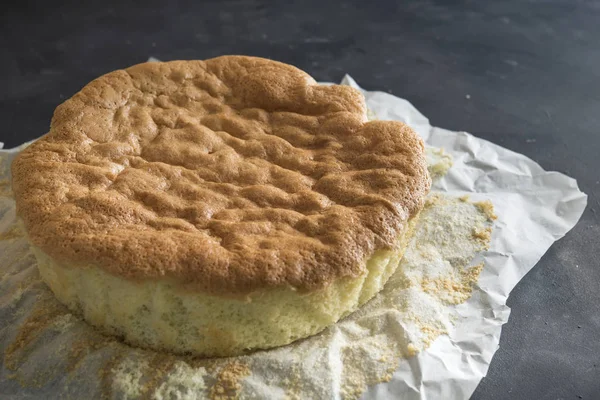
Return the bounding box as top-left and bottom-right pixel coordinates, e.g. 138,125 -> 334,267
12,56 -> 430,293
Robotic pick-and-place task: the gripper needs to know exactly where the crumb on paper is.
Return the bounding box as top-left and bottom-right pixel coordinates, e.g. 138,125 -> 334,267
406,343 -> 418,357
209,362 -> 250,400
472,226 -> 492,242
475,200 -> 498,220
153,361 -> 207,400
112,358 -> 148,398
426,146 -> 454,180
421,263 -> 485,305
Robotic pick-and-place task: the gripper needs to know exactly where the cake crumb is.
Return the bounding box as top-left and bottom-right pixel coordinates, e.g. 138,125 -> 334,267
406,343 -> 418,357
426,147 -> 454,180
472,226 -> 492,242
475,200 -> 498,220
153,361 -> 207,400
111,358 -> 148,398
209,362 -> 250,400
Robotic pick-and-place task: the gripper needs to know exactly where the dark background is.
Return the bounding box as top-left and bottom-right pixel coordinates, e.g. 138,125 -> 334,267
1,0 -> 599,398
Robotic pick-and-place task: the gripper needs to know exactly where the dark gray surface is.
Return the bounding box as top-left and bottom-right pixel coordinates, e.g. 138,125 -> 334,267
1,0 -> 599,398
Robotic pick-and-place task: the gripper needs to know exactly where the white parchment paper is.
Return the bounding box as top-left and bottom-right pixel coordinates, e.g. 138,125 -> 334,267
0,75 -> 587,399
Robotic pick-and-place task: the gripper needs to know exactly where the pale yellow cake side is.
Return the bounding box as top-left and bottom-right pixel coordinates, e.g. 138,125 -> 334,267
33,216 -> 418,357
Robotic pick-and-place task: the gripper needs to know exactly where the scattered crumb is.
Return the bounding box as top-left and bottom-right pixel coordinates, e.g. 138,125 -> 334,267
112,358 -> 149,398
209,362 -> 250,400
472,226 -> 492,242
421,262 -> 484,305
420,324 -> 448,348
153,361 -> 207,400
406,343 -> 418,357
426,146 -> 454,180
475,200 -> 498,220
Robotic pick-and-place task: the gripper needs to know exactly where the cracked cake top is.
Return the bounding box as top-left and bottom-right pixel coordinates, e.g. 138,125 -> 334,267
12,56 -> 430,294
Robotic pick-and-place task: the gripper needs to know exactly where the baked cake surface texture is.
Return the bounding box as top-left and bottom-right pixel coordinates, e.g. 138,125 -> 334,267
12,56 -> 431,356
